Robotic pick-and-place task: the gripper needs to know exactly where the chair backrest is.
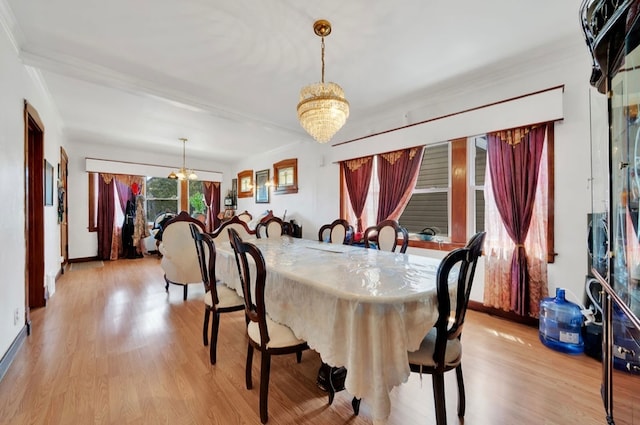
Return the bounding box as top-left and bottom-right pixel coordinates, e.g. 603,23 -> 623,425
318,219 -> 354,244
432,231 -> 486,366
228,228 -> 271,346
190,223 -> 218,304
363,220 -> 409,253
237,210 -> 253,224
255,216 -> 286,239
210,215 -> 255,243
160,211 -> 205,283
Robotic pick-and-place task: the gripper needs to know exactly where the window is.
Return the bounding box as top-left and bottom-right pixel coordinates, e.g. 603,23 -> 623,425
398,143 -> 450,236
340,123 -> 554,259
188,180 -> 205,216
145,177 -> 179,222
472,136 -> 487,234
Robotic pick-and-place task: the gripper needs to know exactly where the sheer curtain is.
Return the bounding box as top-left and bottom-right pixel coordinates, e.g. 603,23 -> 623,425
376,146 -> 424,222
341,156 -> 373,232
483,124 -> 549,316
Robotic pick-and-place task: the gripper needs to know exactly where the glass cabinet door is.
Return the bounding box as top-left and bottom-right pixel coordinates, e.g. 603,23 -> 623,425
607,16 -> 640,425
610,29 -> 640,320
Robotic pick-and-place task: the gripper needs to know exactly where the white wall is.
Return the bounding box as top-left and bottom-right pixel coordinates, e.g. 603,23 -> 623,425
0,26 -> 64,356
228,35 -> 609,307
65,140 -> 231,259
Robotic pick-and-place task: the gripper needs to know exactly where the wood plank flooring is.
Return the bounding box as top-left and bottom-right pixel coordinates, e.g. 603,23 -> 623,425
0,256 -> 610,424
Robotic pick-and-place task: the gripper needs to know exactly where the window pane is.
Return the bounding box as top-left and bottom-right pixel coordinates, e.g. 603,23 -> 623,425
146,177 -> 178,199
475,136 -> 487,186
475,189 -> 485,233
188,180 -> 205,216
415,144 -> 449,189
146,177 -> 178,221
399,192 -> 449,235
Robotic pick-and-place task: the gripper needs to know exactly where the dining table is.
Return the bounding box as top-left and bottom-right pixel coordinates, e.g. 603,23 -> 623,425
215,235 -> 452,425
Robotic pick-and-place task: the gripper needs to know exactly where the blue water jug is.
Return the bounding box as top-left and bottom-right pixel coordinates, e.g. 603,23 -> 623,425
539,288 -> 585,354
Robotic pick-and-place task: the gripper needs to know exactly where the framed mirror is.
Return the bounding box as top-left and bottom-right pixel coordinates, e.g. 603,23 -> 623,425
255,169 -> 270,203
237,169 -> 253,198
273,158 -> 298,194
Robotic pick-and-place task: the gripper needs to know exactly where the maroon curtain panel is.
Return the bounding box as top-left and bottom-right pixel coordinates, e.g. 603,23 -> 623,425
376,146 -> 424,223
203,182 -> 221,232
341,156 -> 373,232
488,124 -> 548,316
97,174 -> 115,260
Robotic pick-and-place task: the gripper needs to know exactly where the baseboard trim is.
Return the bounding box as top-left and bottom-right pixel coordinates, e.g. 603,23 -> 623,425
0,325 -> 28,383
468,300 -> 539,328
68,256 -> 100,263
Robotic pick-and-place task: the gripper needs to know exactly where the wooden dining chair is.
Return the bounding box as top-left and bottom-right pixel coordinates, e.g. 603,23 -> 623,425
189,223 -> 244,365
363,219 -> 409,253
350,231 -> 486,420
406,231 -> 486,425
318,219 -> 354,244
227,228 -> 310,424
255,216 -> 286,239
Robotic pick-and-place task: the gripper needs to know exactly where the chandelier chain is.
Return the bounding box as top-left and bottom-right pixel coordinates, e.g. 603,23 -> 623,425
321,37 -> 325,84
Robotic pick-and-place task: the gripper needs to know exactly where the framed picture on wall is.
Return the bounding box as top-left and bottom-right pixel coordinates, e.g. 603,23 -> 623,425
44,160 -> 54,206
255,169 -> 270,204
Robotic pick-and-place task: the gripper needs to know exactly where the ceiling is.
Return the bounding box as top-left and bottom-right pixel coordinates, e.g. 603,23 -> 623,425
3,0 -> 585,163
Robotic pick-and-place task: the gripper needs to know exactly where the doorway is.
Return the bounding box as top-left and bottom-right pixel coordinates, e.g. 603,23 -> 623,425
59,147 -> 68,272
24,101 -> 46,331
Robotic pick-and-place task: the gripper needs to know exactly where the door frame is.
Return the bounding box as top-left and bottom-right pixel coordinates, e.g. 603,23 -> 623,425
24,100 -> 46,332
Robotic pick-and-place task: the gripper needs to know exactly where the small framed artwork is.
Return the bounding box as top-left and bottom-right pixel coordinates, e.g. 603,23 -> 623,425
223,209 -> 234,219
273,158 -> 298,194
237,170 -> 253,198
255,169 -> 270,204
44,160 -> 54,206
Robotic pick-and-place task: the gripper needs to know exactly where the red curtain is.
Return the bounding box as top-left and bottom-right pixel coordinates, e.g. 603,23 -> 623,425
376,146 -> 424,223
97,174 -> 115,260
203,181 -> 221,232
341,156 -> 373,232
487,124 -> 548,315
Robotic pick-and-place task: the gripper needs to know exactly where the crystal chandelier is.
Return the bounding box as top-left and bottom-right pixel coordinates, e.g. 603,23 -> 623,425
297,19 -> 349,144
168,137 -> 197,180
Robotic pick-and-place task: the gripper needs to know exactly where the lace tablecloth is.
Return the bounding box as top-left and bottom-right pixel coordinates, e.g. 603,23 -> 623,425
216,236 -> 445,424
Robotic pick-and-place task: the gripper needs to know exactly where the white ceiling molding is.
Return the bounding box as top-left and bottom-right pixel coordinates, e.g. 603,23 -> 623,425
85,158 -> 223,182
20,48 -> 303,136
0,0 -> 22,55
328,85 -> 565,163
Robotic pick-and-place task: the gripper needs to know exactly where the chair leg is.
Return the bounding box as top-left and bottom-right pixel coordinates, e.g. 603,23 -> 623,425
295,350 -> 302,363
210,312 -> 220,365
183,284 -> 188,301
322,363 -> 335,405
246,343 -> 254,390
432,373 -> 447,425
352,397 -> 361,416
259,352 -> 271,424
455,364 -> 466,418
203,308 -> 210,346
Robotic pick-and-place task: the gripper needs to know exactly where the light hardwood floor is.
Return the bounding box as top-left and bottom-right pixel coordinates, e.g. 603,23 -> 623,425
0,256 -> 609,424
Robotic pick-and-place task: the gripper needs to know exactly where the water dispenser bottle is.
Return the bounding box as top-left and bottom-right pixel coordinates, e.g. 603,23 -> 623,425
539,288 -> 585,354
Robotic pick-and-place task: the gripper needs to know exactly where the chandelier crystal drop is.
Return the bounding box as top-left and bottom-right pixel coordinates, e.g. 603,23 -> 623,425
297,20 -> 349,144
168,137 -> 197,181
